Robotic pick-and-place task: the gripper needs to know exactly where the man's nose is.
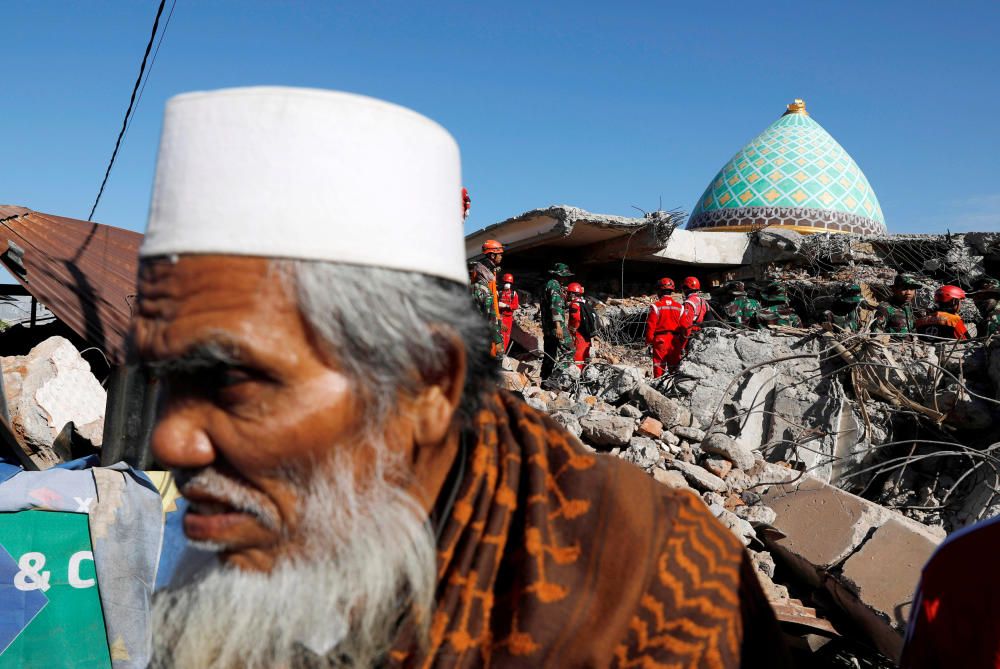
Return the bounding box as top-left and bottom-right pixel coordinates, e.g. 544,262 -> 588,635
150,401 -> 215,469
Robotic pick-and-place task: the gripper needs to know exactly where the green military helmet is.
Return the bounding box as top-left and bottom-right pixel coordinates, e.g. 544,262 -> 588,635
839,283 -> 864,304
893,273 -> 922,289
760,280 -> 789,303
548,262 -> 574,277
724,280 -> 746,296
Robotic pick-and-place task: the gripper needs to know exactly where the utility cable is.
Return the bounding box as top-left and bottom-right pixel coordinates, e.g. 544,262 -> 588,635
87,0 -> 168,222
123,0 -> 178,141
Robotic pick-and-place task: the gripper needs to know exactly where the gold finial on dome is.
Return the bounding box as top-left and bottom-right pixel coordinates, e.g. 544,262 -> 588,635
783,99 -> 808,116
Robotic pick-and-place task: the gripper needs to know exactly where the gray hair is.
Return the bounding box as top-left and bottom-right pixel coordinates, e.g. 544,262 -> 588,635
277,260 -> 497,426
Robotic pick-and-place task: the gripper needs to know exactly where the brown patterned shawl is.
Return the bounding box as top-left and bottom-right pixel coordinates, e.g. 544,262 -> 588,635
390,390 -> 789,668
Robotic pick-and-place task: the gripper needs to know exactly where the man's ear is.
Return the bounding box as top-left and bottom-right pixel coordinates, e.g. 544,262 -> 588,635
411,330 -> 466,448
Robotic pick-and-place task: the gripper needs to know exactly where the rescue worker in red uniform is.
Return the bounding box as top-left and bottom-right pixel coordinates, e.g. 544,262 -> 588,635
498,272 -> 520,353
645,277 -> 685,378
915,285 -> 969,340
674,276 -> 708,361
566,282 -> 591,368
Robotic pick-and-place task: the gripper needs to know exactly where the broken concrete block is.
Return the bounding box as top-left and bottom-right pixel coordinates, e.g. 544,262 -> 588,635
702,491 -> 727,508
545,363 -> 580,391
763,475 -> 889,586
548,394 -> 575,412
521,386 -> 545,399
724,469 -> 755,494
715,507 -> 756,546
756,570 -> 791,603
702,432 -> 755,470
667,460 -> 727,493
732,368 -> 775,451
631,383 -> 692,428
579,412 -> 635,448
703,457 -> 732,479
498,370 -> 529,392
672,425 -> 705,442
832,517 -> 941,661
549,411 -> 582,438
636,416 -> 663,439
618,404 -> 642,418
622,437 -> 661,470
525,397 -> 548,413
734,504 -> 777,526
750,549 -> 777,579
652,468 -> 689,489
660,429 -> 680,447
597,365 -> 644,403
2,336 -> 106,468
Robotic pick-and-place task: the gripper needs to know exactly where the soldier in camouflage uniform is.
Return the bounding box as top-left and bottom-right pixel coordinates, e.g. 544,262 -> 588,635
719,281 -> 761,328
823,284 -> 870,332
757,281 -> 803,328
973,277 -> 1000,339
540,262 -> 575,381
874,273 -> 921,334
469,262 -> 504,359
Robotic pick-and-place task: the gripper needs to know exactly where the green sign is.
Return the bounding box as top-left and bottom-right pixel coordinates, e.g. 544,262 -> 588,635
0,510 -> 110,668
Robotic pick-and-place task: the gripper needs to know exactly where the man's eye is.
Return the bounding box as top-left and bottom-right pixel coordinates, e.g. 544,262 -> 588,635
216,368 -> 254,388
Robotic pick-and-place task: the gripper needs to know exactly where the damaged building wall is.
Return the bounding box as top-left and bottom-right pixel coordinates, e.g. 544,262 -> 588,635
464,206 -> 806,299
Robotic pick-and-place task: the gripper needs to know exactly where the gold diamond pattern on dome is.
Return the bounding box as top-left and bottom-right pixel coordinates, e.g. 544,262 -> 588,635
688,105 -> 886,235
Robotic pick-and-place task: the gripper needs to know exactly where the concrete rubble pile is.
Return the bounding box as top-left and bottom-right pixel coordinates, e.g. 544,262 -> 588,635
496,229 -> 1000,663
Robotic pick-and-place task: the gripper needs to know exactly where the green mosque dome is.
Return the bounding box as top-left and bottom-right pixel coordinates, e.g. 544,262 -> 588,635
688,99 -> 886,235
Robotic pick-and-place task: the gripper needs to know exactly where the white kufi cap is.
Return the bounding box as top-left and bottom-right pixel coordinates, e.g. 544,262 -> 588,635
141,87 -> 466,283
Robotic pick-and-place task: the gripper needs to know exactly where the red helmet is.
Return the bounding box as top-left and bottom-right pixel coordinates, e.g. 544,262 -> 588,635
658,277 -> 675,291
935,285 -> 966,304
683,276 -> 701,290
482,239 -> 504,254
567,282 -> 584,295
502,273 -> 514,284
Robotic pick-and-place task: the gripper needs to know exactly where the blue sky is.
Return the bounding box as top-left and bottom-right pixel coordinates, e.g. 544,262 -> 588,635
3,1 -> 998,236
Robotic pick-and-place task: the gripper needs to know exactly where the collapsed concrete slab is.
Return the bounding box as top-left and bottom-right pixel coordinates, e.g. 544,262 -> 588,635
764,476 -> 891,586
763,474 -> 941,661
2,336 -> 106,468
833,517 -> 940,660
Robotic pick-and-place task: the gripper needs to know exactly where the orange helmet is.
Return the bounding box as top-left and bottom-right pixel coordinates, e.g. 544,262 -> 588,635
567,282 -> 584,295
658,277 -> 675,291
502,273 -> 514,284
683,276 -> 701,291
935,285 -> 966,304
482,239 -> 504,254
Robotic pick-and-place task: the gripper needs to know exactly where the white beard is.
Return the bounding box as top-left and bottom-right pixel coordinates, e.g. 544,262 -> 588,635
150,450 -> 437,669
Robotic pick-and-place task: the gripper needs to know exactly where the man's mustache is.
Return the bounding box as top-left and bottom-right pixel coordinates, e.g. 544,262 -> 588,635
175,467 -> 282,532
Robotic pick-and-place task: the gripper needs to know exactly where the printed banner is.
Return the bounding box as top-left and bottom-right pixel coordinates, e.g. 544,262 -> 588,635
0,510 -> 110,668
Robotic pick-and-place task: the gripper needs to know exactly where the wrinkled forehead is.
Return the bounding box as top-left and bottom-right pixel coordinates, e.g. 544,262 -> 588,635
138,255 -> 277,307
135,255 -> 300,359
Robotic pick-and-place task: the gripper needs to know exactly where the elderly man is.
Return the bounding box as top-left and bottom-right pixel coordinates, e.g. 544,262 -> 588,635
141,87 -> 787,668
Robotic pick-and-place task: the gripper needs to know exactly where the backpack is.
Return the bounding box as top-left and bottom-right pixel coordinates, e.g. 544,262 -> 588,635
576,300 -> 600,339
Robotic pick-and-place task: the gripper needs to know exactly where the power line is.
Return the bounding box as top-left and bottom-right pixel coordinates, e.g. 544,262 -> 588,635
87,0 -> 169,222
123,0 -> 178,140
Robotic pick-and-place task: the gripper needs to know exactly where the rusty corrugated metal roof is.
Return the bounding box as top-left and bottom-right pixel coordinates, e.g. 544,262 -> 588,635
0,205 -> 141,363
